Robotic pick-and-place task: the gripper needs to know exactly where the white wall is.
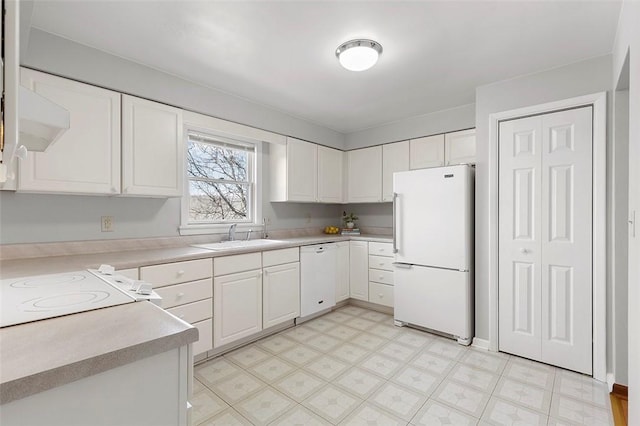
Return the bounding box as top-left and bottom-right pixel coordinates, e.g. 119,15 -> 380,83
474,54 -> 612,344
345,103 -> 475,150
612,0 -> 640,419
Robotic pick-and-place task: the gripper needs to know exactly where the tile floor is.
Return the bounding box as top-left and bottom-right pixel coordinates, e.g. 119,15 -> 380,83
192,305 -> 613,425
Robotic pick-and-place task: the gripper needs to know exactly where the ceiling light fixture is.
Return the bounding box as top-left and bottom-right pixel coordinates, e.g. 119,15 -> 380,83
335,39 -> 383,72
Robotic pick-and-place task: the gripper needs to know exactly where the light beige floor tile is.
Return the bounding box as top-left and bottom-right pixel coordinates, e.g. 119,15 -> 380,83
502,358 -> 556,391
248,356 -> 296,383
272,369 -> 327,402
459,349 -> 509,374
425,339 -> 466,360
269,405 -> 333,426
198,408 -> 253,426
481,397 -> 548,426
344,317 -> 380,331
393,329 -> 434,349
391,365 -> 442,396
549,394 -> 613,426
368,382 -> 427,421
493,377 -> 552,414
340,402 -> 407,425
304,333 -> 343,353
432,378 -> 491,418
553,372 -> 610,408
278,344 -> 323,366
304,354 -> 351,381
191,389 -> 230,425
325,324 -> 361,341
331,342 -> 370,364
351,332 -> 388,351
409,351 -> 456,376
339,306 -> 369,316
369,323 -> 403,339
324,310 -> 356,324
410,399 -> 479,426
234,387 -> 296,425
256,334 -> 298,355
334,366 -> 386,399
304,317 -> 338,333
379,341 -> 419,362
360,310 -> 392,323
302,384 -> 363,424
225,345 -> 272,369
448,363 -> 500,393
196,357 -> 243,386
194,378 -> 207,394
283,325 -> 320,343
209,371 -> 266,405
359,353 -> 403,379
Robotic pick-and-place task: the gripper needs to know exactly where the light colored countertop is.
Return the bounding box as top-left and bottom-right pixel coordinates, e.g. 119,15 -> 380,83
0,234 -> 391,405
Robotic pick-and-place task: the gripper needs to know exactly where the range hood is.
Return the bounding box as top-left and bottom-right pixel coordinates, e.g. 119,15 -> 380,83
19,85 -> 70,152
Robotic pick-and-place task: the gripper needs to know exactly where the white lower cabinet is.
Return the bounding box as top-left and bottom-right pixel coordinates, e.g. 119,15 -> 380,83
213,269 -> 263,348
349,241 -> 369,301
368,242 -> 395,308
369,282 -> 394,308
263,262 -> 300,328
336,241 -> 350,302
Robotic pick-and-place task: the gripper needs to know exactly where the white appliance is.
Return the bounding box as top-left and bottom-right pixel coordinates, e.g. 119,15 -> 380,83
300,243 -> 337,317
0,267 -> 161,328
392,164 -> 474,345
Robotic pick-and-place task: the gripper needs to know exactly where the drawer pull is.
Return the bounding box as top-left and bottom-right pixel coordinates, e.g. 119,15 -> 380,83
178,314 -> 185,319
177,270 -> 185,275
176,292 -> 185,298
378,293 -> 383,298
379,248 -> 384,252
379,262 -> 384,266
379,275 -> 384,280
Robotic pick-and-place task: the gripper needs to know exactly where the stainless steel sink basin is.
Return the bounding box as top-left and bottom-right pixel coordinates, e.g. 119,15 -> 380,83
191,239 -> 287,251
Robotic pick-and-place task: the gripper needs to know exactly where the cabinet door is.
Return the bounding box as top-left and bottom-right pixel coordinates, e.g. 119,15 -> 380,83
382,141 -> 409,202
18,68 -> 121,194
347,146 -> 382,203
318,146 -> 343,203
287,137 -> 317,202
336,242 -> 350,302
213,269 -> 262,347
122,95 -> 183,197
263,262 -> 300,328
445,129 -> 476,165
409,134 -> 445,170
349,241 -> 369,300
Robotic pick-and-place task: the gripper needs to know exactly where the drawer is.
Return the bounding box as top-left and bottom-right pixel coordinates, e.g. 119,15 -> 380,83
369,269 -> 394,285
141,259 -> 212,288
214,252 -> 262,276
193,318 -> 213,356
116,268 -> 139,280
368,242 -> 394,257
263,247 -> 299,268
368,255 -> 394,271
167,298 -> 212,324
155,278 -> 213,309
369,282 -> 394,308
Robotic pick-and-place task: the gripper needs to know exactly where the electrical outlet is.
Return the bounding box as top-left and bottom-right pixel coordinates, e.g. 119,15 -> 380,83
101,216 -> 114,232
305,212 -> 312,224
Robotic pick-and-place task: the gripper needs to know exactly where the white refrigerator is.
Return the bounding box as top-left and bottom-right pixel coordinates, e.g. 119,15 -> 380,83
392,164 -> 474,345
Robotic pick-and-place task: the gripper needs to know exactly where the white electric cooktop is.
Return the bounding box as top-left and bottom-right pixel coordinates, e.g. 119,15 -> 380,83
0,269 -> 155,328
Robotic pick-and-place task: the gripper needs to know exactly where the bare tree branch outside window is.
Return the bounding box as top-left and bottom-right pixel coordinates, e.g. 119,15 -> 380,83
187,135 -> 253,222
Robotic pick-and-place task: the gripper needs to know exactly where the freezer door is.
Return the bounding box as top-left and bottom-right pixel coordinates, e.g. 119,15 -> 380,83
394,264 -> 473,340
393,165 -> 473,270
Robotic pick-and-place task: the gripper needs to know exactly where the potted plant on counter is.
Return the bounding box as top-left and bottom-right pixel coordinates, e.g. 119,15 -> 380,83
342,211 -> 359,229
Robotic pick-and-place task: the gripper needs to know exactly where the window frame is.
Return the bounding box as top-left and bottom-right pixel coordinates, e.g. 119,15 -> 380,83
180,124 -> 262,236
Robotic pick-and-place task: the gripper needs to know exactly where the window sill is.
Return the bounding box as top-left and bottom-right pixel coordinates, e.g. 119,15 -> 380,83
179,223 -> 263,236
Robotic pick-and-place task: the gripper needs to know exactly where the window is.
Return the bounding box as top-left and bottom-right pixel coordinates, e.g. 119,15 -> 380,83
185,130 -> 258,225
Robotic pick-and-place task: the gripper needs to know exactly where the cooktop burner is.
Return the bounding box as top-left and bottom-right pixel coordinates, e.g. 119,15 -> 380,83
21,291 -> 112,312
9,274 -> 87,289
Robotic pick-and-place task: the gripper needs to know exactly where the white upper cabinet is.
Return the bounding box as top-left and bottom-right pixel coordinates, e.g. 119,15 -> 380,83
409,134 -> 445,170
317,146 -> 343,203
18,68 -> 121,194
445,128 -> 476,165
122,95 -> 183,197
382,141 -> 409,202
347,146 -> 383,203
270,137 -> 318,202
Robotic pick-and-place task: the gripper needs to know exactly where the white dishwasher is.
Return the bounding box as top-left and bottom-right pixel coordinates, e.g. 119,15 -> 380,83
300,243 -> 337,317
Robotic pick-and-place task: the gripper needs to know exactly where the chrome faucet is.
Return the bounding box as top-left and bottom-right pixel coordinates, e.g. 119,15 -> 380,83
228,223 -> 237,241
246,229 -> 253,241
262,217 -> 269,239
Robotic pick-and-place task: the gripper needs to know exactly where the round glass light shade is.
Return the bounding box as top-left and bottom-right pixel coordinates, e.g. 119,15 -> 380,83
336,39 -> 382,72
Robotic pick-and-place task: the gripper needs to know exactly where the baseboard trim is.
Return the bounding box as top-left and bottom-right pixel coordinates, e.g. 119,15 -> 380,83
472,338 -> 490,350
612,383 -> 628,398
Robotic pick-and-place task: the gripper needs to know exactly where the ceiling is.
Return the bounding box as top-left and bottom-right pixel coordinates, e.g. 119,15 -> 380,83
29,1 -> 621,134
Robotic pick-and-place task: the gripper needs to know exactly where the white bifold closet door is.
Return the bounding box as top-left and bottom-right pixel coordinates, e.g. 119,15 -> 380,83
498,106 -> 592,374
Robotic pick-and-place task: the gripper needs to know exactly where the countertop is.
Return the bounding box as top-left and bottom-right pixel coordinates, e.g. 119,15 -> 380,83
0,234 -> 391,404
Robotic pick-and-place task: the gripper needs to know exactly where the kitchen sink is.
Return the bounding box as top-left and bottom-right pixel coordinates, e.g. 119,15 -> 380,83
191,239 -> 287,251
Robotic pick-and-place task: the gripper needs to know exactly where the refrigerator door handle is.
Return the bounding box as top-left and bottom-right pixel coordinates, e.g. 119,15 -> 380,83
393,262 -> 412,269
392,192 -> 399,253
